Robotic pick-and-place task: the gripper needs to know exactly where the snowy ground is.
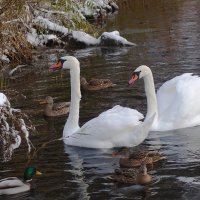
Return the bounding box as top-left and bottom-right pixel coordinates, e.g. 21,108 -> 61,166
0,0 -> 135,64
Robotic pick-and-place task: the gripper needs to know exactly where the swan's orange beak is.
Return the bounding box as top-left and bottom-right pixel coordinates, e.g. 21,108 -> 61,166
50,61 -> 62,71
128,74 -> 139,85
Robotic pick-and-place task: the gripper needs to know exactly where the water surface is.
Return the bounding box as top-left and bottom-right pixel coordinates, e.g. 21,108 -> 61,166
1,0 -> 200,199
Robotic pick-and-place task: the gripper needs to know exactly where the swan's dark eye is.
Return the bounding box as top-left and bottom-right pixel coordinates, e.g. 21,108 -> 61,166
59,59 -> 66,65
132,71 -> 141,78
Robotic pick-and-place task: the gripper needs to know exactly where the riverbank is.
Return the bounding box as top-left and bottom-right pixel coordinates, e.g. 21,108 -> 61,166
0,0 -> 122,71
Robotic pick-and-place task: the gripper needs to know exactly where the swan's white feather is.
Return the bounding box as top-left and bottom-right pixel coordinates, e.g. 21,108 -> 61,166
80,105 -> 143,138
155,73 -> 200,130
64,112 -> 155,148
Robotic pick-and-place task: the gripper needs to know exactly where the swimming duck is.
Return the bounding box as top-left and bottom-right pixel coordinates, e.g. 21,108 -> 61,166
80,76 -> 116,91
0,166 -> 42,195
110,162 -> 151,185
113,147 -> 166,168
42,96 -> 70,117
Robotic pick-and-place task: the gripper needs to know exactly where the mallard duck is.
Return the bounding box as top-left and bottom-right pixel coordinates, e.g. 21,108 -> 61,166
0,166 -> 42,195
110,162 -> 151,185
42,96 -> 70,117
80,76 -> 116,91
113,147 -> 166,168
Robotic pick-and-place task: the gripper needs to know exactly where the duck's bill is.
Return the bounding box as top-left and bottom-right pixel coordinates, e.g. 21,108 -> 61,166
50,61 -> 62,71
112,151 -> 120,157
128,74 -> 139,85
36,171 -> 42,176
39,99 -> 47,104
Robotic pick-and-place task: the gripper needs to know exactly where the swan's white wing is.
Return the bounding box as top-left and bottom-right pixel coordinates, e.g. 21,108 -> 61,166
110,113 -> 155,147
79,105 -> 144,138
156,73 -> 200,130
64,105 -> 146,148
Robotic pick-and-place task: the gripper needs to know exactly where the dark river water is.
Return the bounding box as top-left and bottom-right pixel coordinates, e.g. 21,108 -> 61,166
1,0 -> 200,199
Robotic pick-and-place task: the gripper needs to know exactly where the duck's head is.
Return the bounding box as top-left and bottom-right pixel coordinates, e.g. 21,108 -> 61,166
128,65 -> 151,85
39,96 -> 53,106
136,161 -> 152,185
24,166 -> 42,182
80,76 -> 87,85
50,56 -> 79,71
45,96 -> 54,105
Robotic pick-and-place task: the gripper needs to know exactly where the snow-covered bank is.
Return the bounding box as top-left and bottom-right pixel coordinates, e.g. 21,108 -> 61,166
0,0 -> 135,65
29,16 -> 135,47
0,92 -> 34,162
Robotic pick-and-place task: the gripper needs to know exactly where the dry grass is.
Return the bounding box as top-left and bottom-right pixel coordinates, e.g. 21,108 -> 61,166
0,0 -> 33,68
0,0 -> 103,68
1,23 -> 32,65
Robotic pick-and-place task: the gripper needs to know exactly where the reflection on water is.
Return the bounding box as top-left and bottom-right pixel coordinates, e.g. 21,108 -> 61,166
1,0 -> 200,199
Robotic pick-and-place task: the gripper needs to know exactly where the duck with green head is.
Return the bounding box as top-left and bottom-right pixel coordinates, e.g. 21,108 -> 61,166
0,166 -> 42,195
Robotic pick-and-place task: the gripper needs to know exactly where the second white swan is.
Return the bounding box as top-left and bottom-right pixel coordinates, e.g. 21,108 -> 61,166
50,56 -> 155,148
129,65 -> 200,131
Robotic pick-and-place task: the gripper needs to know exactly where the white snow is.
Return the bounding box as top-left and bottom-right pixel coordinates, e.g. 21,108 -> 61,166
27,28 -> 58,46
70,30 -> 135,46
26,3 -> 134,48
0,54 -> 10,63
33,16 -> 68,34
9,2 -> 133,49
100,31 -> 136,46
0,93 -> 9,107
72,31 -> 100,45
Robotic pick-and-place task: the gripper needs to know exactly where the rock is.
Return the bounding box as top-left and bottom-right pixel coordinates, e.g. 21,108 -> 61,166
99,31 -> 136,46
65,31 -> 100,48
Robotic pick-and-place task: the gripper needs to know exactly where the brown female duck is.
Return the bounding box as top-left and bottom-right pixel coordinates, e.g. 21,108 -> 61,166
113,147 -> 166,168
43,96 -> 70,117
80,76 -> 116,91
110,162 -> 152,185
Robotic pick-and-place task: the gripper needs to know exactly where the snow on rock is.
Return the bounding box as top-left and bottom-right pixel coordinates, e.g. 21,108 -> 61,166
99,31 -> 136,46
67,30 -> 135,47
26,5 -> 133,48
0,92 -> 34,162
0,93 -> 10,107
33,16 -> 68,34
69,31 -> 100,46
0,54 -> 10,63
109,1 -> 119,11
27,28 -> 59,46
82,0 -> 118,20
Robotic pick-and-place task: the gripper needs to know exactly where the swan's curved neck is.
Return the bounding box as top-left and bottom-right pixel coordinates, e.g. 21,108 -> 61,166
143,71 -> 158,120
63,62 -> 81,137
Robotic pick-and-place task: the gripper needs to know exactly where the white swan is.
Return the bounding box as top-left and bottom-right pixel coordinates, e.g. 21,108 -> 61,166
50,56 -> 155,148
129,65 -> 200,131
